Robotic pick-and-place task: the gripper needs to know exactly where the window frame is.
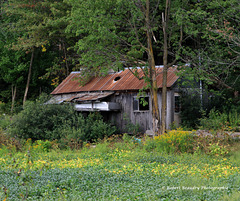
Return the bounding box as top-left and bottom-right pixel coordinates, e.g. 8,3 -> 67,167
174,93 -> 181,113
133,96 -> 150,112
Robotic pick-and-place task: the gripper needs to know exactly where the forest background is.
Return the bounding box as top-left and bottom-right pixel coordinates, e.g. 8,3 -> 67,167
0,2 -> 240,199
0,0 -> 239,128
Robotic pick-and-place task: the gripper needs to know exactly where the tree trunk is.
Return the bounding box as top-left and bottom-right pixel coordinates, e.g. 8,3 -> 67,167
63,42 -> 69,76
160,0 -> 170,134
146,0 -> 161,135
11,84 -> 17,114
23,49 -> 34,105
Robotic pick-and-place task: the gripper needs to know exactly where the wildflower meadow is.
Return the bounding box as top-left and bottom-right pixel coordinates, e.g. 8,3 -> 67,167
0,132 -> 240,201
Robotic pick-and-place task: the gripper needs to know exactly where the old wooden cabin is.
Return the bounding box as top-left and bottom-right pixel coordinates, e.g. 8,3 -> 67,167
50,66 -> 181,133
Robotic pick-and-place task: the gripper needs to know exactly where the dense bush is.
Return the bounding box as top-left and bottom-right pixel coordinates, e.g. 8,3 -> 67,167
144,129 -> 195,153
0,101 -> 9,114
0,128 -> 23,152
199,109 -> 240,132
0,113 -> 11,130
8,98 -> 116,142
8,101 -> 77,140
144,129 -> 234,156
179,90 -> 202,129
58,112 -> 116,147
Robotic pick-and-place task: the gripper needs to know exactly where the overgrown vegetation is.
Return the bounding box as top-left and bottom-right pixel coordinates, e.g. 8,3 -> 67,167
0,132 -> 240,200
1,91 -> 240,200
6,97 -> 116,146
1,103 -> 240,200
179,89 -> 240,131
146,130 -> 195,153
179,89 -> 202,129
199,109 -> 240,132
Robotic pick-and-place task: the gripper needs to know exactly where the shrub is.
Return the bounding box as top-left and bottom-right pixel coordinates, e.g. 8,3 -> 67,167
8,97 -> 116,144
199,109 -> 240,132
59,113 -> 116,149
144,136 -> 157,152
123,114 -> 140,135
190,132 -> 235,156
180,90 -> 202,129
0,101 -> 9,114
32,140 -> 53,152
83,112 -> 116,142
208,141 -> 229,156
8,100 -> 77,141
144,129 -> 195,153
0,114 -> 11,130
0,128 -> 23,152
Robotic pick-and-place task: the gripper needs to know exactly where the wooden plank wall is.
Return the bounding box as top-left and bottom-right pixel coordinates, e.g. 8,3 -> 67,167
109,90 -> 175,133
52,89 -> 176,133
108,92 -> 152,133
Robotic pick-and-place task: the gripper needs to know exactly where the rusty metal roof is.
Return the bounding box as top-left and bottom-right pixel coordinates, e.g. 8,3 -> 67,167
51,66 -> 179,95
67,92 -> 114,102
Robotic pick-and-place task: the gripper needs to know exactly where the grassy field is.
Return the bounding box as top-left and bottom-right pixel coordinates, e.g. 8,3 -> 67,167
0,139 -> 240,201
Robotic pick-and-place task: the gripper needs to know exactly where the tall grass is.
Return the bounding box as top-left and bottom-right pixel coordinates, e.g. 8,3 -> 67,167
199,109 -> 240,132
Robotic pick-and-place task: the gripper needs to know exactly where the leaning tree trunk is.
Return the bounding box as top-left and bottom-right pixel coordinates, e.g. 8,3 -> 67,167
146,0 -> 161,135
23,49 -> 34,105
160,0 -> 170,134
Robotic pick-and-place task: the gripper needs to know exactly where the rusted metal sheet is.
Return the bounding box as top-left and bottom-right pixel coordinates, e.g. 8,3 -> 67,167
68,92 -> 114,102
51,67 -> 179,95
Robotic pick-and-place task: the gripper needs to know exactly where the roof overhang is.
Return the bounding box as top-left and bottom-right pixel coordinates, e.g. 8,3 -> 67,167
67,92 -> 114,103
46,92 -> 121,111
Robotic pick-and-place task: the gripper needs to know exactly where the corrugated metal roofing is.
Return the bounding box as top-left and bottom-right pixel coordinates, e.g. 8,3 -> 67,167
51,67 -> 179,95
67,92 -> 114,102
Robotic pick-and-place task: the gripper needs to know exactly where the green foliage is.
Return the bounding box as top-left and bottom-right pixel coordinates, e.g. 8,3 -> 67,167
177,0 -> 240,98
145,130 -> 195,154
32,140 -> 53,153
0,128 -> 23,153
84,112 -> 116,141
179,89 -> 202,129
0,114 -> 11,130
199,109 -> 240,132
1,0 -> 239,128
192,133 -> 236,157
221,191 -> 240,201
1,139 -> 240,200
208,142 -> 229,157
0,0 -> 75,109
144,129 -> 235,156
229,144 -> 240,167
66,0 -> 182,82
123,113 -> 140,135
58,112 -> 116,148
144,135 -> 157,152
8,96 -> 116,143
8,100 -> 76,141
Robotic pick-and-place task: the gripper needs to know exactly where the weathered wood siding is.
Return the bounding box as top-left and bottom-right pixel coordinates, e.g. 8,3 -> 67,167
51,89 -> 176,133
107,90 -> 175,132
107,92 -> 152,133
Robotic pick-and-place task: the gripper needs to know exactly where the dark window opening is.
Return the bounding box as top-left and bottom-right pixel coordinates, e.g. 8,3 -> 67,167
175,95 -> 181,113
133,96 -> 149,111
